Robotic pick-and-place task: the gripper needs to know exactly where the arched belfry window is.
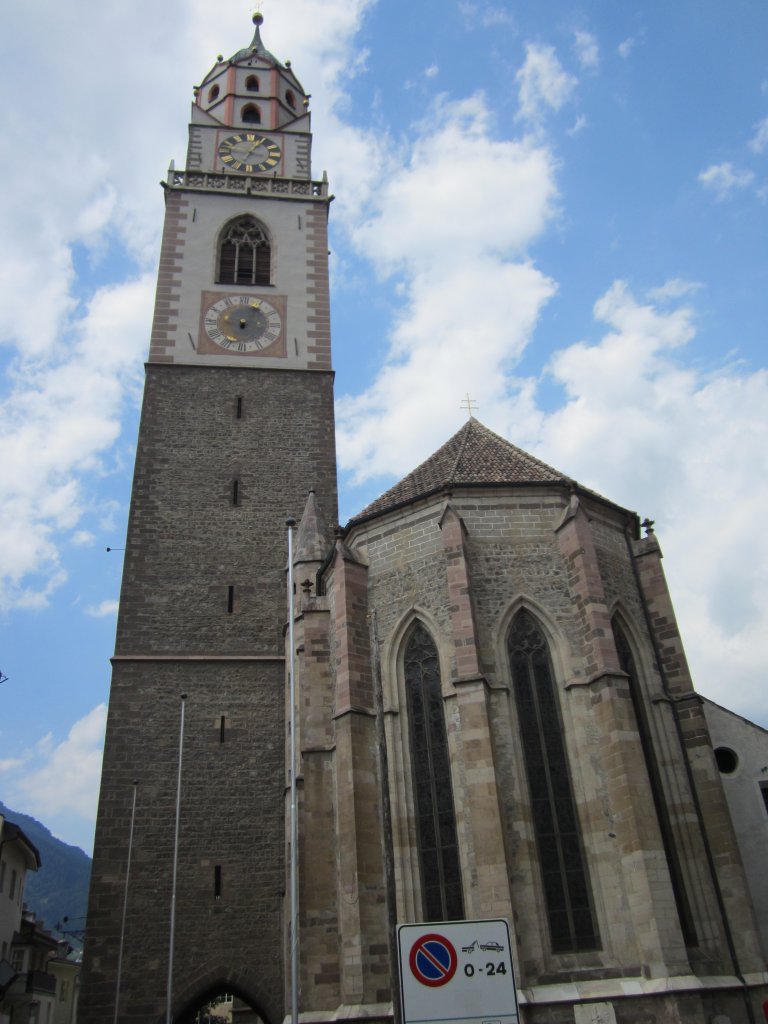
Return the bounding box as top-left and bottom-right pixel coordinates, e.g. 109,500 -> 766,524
612,618 -> 697,945
242,104 -> 261,124
404,623 -> 464,921
245,75 -> 259,92
218,216 -> 271,286
507,610 -> 599,952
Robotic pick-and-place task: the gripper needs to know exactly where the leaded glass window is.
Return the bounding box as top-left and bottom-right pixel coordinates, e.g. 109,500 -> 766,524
218,216 -> 271,286
404,623 -> 464,921
508,610 -> 599,952
612,619 -> 697,945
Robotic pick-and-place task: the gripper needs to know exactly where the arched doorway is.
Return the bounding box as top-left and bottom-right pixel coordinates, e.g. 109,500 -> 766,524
171,977 -> 275,1024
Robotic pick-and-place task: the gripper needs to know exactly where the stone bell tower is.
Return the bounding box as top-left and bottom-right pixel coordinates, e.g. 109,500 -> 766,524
79,15 -> 337,1023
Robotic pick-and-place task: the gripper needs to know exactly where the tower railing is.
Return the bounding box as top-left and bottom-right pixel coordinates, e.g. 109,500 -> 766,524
167,168 -> 329,198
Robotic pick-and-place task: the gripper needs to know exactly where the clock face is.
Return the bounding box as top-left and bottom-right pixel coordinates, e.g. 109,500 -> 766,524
203,295 -> 283,352
218,133 -> 281,173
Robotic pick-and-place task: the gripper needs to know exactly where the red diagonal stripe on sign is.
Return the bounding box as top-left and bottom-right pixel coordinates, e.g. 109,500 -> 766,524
419,943 -> 448,977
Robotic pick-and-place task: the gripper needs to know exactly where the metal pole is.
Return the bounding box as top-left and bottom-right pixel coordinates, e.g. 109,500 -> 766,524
114,780 -> 138,1024
166,693 -> 187,1024
286,518 -> 299,1024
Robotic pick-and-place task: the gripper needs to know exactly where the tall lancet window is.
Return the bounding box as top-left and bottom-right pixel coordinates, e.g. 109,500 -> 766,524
218,216 -> 271,286
612,618 -> 697,945
404,623 -> 464,921
508,610 -> 599,952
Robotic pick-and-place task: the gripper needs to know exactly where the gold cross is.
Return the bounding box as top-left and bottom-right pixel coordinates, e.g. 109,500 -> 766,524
460,393 -> 478,418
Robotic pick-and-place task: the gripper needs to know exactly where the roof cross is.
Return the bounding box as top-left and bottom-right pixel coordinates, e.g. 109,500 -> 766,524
460,393 -> 478,418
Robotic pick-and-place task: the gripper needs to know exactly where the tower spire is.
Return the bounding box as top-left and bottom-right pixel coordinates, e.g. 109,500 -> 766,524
230,10 -> 281,66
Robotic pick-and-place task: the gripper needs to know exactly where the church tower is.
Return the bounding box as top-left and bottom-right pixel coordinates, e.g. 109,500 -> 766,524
79,16 -> 337,1023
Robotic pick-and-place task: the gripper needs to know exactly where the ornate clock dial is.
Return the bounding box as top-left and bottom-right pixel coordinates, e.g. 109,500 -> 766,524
218,133 -> 281,173
203,295 -> 282,352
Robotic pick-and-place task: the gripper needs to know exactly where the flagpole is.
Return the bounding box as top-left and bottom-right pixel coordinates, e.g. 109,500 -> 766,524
286,518 -> 299,1024
166,693 -> 187,1024
114,779 -> 138,1024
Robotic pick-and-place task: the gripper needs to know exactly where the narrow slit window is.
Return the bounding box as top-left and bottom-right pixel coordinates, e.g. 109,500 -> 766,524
235,396 -> 243,419
227,586 -> 234,614
220,716 -> 226,743
214,865 -> 222,900
232,479 -> 240,506
760,781 -> 768,816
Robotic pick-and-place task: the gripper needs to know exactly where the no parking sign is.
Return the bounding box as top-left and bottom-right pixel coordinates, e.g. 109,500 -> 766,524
397,920 -> 519,1024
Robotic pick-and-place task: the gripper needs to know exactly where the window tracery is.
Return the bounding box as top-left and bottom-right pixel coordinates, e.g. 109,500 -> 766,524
218,216 -> 271,286
508,609 -> 599,952
404,622 -> 464,921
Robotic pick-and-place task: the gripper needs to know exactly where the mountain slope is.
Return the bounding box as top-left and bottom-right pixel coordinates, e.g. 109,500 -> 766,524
0,800 -> 91,936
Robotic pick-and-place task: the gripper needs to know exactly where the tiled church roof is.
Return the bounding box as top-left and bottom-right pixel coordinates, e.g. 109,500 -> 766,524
351,418 -> 571,523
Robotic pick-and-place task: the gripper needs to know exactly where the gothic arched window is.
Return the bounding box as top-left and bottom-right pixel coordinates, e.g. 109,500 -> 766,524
218,217 -> 271,286
612,618 -> 697,945
508,610 -> 599,952
404,623 -> 464,921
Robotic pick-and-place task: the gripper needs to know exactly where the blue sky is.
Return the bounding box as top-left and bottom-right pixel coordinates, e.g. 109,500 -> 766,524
1,0 -> 767,853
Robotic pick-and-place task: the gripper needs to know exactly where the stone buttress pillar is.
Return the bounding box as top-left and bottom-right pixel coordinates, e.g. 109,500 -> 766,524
556,496 -> 690,976
439,500 -> 514,921
633,530 -> 765,981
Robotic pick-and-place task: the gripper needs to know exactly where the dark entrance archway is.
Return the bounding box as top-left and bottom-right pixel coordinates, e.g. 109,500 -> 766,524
162,969 -> 280,1024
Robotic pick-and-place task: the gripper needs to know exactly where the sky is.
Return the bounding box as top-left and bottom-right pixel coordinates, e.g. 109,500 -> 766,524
0,0 -> 767,854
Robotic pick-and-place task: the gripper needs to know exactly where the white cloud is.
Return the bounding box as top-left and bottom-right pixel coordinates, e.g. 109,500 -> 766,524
531,283 -> 768,724
72,531 -> 96,547
618,36 -> 639,59
0,0 -> 379,614
568,114 -> 588,136
647,278 -> 703,302
748,116 -> 768,154
516,44 -> 577,123
7,705 -> 107,851
698,162 -> 755,200
573,30 -> 599,70
459,3 -> 516,29
0,276 -> 154,611
86,600 -> 120,618
337,94 -> 558,481
425,64 -> 439,79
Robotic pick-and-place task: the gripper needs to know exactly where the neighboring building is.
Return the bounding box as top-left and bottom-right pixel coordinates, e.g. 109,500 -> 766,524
79,14 -> 768,1024
703,697 -> 768,960
0,815 -> 41,1023
48,950 -> 80,1024
3,910 -> 59,1024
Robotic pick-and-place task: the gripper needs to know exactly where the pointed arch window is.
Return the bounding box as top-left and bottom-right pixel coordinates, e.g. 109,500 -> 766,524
612,618 -> 697,945
508,610 -> 599,952
404,623 -> 464,921
242,104 -> 261,124
218,216 -> 271,286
